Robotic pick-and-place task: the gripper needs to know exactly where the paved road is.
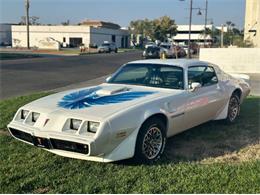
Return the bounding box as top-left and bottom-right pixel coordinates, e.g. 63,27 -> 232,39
0,51 -> 142,99
247,73 -> 260,96
1,52 -> 259,100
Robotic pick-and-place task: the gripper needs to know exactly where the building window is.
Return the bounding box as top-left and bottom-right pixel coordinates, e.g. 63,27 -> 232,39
121,37 -> 124,48
69,37 -> 82,48
63,37 -> 66,42
112,35 -> 116,43
125,36 -> 128,48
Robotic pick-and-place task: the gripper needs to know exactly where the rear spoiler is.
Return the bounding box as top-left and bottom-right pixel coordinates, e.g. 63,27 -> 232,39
229,73 -> 250,85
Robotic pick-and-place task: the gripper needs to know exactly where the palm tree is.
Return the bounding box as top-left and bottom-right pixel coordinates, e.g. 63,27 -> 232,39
225,21 -> 236,45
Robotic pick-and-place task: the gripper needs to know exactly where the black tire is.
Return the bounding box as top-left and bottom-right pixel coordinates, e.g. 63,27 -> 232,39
115,48 -> 118,53
134,118 -> 166,163
225,94 -> 240,123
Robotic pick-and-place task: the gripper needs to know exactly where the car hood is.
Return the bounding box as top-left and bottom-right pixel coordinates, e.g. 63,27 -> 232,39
23,83 -> 182,120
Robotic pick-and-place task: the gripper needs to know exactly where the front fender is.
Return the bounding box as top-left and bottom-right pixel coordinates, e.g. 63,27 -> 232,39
105,103 -> 167,161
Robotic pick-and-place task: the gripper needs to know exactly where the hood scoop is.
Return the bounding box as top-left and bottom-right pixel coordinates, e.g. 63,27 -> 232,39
95,86 -> 130,96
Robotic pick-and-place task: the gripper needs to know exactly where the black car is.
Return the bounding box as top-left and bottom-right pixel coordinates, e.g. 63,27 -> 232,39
142,46 -> 161,59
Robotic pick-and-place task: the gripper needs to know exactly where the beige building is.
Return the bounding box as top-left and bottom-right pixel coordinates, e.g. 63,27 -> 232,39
11,20 -> 130,49
244,0 -> 260,47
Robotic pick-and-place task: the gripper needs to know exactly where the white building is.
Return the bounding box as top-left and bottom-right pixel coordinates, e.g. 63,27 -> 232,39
0,23 -> 12,46
172,25 -> 213,45
11,20 -> 130,50
244,0 -> 260,47
216,26 -> 228,33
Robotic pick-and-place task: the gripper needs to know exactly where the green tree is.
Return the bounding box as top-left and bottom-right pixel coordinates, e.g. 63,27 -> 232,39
152,16 -> 177,41
200,27 -> 221,47
129,16 -> 177,44
19,16 -> 40,25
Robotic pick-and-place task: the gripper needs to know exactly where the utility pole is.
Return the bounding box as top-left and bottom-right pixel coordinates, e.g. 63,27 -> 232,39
203,0 -> 208,47
25,0 -> 30,49
188,0 -> 193,59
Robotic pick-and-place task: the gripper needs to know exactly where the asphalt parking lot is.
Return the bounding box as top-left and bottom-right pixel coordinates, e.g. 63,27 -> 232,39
0,51 -> 142,99
247,73 -> 260,96
0,52 -> 259,99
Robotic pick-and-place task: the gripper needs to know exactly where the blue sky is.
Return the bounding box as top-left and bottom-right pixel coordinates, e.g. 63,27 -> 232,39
0,0 -> 245,29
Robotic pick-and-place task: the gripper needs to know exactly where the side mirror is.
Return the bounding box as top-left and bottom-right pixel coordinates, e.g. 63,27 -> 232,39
189,82 -> 201,92
105,76 -> 111,83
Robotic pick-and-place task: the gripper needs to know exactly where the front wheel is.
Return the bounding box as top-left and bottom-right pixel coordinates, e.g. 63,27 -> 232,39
134,118 -> 166,163
226,94 -> 240,123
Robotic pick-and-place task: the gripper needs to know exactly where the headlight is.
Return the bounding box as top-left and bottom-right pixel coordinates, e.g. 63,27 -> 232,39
88,121 -> 100,133
21,110 -> 29,119
70,119 -> 82,130
32,112 -> 40,122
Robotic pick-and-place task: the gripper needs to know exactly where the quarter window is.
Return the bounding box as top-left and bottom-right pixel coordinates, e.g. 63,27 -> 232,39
188,66 -> 218,87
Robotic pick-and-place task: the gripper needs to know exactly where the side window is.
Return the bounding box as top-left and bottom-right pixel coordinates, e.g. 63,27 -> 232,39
160,67 -> 184,89
188,66 -> 218,87
202,66 -> 218,86
188,66 -> 206,85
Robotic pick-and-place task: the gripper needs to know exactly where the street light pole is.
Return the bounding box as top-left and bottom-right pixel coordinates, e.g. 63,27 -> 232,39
204,0 -> 208,47
25,0 -> 30,49
188,0 -> 193,59
221,24 -> 224,48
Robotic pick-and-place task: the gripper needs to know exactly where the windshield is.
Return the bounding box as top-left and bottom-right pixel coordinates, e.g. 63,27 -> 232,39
108,63 -> 184,89
101,43 -> 110,46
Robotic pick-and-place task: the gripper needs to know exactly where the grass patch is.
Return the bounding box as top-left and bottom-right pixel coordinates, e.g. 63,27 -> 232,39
0,52 -> 41,60
0,94 -> 259,193
164,96 -> 260,163
0,92 -> 51,129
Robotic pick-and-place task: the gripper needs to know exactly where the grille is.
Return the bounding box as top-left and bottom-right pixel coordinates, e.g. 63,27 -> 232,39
33,137 -> 51,149
50,138 -> 89,154
9,128 -> 89,155
9,128 -> 33,143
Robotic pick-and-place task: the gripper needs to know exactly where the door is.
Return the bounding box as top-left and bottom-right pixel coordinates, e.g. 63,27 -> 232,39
183,66 -> 225,129
159,66 -> 187,137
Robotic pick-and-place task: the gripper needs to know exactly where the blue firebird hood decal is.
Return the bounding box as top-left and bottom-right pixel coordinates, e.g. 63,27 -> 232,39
58,87 -> 156,109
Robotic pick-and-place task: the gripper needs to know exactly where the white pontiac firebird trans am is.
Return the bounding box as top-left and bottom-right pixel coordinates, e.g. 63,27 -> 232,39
8,59 -> 250,163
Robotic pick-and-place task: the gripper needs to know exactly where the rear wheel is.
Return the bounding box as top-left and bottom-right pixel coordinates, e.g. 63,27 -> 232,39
134,118 -> 166,163
226,94 -> 240,123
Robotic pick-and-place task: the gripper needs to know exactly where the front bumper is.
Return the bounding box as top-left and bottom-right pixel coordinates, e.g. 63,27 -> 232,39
7,121 -> 138,162
7,122 -> 110,162
9,128 -> 89,154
